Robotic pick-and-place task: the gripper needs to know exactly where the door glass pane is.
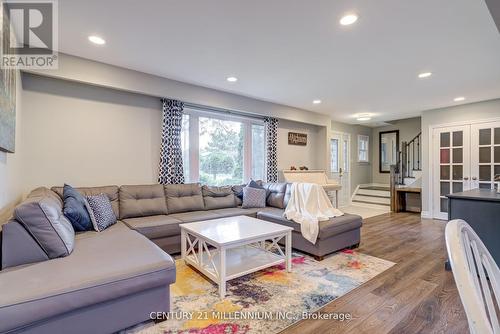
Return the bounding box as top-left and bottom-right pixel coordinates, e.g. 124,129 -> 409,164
495,146 -> 500,163
452,148 -> 463,163
440,132 -> 450,147
440,198 -> 448,213
452,182 -> 463,193
495,128 -> 500,144
440,182 -> 450,196
330,139 -> 339,173
343,139 -> 349,172
479,128 -> 491,145
479,147 -> 491,163
440,165 -> 450,180
452,165 -> 463,180
495,165 -> 500,178
479,183 -> 492,189
479,165 -> 491,181
440,149 -> 450,163
251,124 -> 265,181
452,131 -> 463,147
199,117 -> 244,185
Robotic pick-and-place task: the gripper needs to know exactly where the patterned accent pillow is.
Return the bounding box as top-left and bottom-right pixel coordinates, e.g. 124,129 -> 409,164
242,186 -> 267,209
86,194 -> 117,232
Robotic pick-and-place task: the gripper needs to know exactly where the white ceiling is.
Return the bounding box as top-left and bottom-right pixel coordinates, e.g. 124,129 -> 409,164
57,0 -> 500,123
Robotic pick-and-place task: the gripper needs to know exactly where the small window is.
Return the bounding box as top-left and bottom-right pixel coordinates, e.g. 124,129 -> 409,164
330,139 -> 339,172
358,135 -> 369,162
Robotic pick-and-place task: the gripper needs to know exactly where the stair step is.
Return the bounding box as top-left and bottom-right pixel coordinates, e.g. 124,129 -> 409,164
352,199 -> 390,207
357,189 -> 391,198
359,186 -> 390,191
353,195 -> 390,205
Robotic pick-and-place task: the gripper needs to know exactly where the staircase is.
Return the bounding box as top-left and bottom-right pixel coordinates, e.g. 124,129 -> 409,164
396,132 -> 422,186
352,185 -> 391,208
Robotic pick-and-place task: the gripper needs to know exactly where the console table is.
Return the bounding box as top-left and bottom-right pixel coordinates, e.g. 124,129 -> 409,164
446,189 -> 500,265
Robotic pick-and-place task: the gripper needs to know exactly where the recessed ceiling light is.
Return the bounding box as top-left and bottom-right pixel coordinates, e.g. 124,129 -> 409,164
418,72 -> 432,79
340,14 -> 358,26
313,99 -> 322,104
356,114 -> 372,121
226,76 -> 238,82
454,96 -> 466,102
88,35 -> 105,45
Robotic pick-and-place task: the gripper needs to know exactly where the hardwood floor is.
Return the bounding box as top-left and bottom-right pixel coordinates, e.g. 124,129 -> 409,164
282,212 -> 469,334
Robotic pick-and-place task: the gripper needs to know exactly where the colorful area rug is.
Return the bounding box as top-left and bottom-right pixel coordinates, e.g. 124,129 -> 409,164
133,250 -> 394,334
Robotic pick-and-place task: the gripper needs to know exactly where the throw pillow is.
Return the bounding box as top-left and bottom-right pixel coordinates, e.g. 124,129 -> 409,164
86,194 -> 117,232
248,179 -> 264,189
62,184 -> 92,231
242,186 -> 267,209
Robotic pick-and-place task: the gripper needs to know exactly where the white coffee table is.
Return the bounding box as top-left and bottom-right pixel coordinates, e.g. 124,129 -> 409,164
180,215 -> 293,298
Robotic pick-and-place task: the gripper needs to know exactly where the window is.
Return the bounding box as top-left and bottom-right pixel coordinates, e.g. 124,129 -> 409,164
358,135 -> 369,162
181,109 -> 265,185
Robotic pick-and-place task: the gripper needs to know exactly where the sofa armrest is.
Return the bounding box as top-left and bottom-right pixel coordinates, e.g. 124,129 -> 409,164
1,221 -> 49,269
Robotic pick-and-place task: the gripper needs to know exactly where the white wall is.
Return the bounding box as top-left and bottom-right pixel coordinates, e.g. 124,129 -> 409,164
277,120 -> 324,179
20,73 -> 162,192
0,71 -> 23,223
371,117 -> 422,184
421,98 -> 500,215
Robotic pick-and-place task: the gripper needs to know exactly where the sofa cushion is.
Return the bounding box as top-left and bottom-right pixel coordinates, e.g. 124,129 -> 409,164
210,207 -> 262,218
242,186 -> 267,208
169,210 -> 220,223
0,224 -> 175,333
263,182 -> 288,208
122,215 -> 182,239
165,183 -> 204,213
14,188 -> 75,258
202,185 -> 237,210
52,185 -> 120,218
232,184 -> 245,206
257,210 -> 362,240
62,184 -> 92,231
119,184 -> 168,219
86,194 -> 117,232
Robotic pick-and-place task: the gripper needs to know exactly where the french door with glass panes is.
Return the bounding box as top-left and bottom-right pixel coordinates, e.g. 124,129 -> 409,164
433,126 -> 470,220
433,121 -> 500,219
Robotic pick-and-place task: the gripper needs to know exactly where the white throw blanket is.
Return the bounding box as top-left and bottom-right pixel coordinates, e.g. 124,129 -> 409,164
284,182 -> 344,244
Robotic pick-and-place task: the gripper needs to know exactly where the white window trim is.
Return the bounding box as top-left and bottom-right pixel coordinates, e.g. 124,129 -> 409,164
357,135 -> 370,163
183,108 -> 265,184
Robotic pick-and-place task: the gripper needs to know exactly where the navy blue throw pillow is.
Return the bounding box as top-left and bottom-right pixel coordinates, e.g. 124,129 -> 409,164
62,184 -> 92,231
248,180 -> 264,189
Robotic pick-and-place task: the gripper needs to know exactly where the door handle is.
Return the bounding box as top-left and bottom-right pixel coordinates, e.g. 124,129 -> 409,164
463,177 -> 469,181
472,176 -> 477,181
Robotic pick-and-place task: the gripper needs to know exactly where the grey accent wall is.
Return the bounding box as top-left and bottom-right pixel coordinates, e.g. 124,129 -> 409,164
421,98 -> 500,215
371,117 -> 422,184
331,121 -> 372,195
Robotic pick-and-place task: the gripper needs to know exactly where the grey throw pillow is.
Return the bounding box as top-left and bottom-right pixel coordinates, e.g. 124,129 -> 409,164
86,194 -> 117,232
242,186 -> 267,209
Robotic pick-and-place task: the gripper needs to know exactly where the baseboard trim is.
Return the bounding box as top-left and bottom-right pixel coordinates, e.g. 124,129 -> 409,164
420,211 -> 432,219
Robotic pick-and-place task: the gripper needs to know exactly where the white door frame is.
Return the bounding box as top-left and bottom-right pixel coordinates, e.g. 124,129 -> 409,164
426,116 -> 500,219
330,131 -> 351,207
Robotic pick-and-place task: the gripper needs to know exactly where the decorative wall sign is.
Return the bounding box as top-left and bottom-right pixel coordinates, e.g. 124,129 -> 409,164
288,132 -> 307,146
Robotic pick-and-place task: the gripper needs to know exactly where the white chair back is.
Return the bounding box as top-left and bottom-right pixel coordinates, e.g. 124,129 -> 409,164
445,219 -> 500,334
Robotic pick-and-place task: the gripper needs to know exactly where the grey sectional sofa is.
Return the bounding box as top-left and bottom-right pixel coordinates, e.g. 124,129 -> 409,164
0,182 -> 362,334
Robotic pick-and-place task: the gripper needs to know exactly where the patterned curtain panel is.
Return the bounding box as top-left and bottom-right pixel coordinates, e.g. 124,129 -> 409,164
158,99 -> 185,184
264,117 -> 279,182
